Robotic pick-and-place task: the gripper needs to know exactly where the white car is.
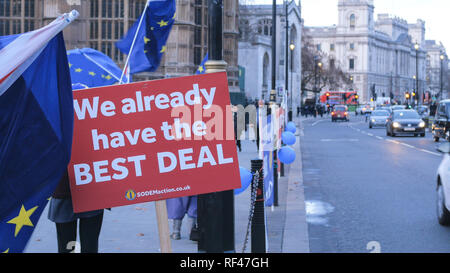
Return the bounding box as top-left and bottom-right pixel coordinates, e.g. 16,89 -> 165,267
437,142 -> 450,225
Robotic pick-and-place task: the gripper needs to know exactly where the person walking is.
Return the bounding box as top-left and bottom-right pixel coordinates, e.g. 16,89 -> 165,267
48,171 -> 104,253
166,196 -> 199,241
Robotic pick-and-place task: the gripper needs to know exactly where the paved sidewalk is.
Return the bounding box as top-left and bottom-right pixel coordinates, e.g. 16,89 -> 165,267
25,117 -> 309,253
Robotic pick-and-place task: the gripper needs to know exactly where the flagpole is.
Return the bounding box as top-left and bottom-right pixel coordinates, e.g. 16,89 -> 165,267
80,51 -> 122,82
119,0 -> 150,84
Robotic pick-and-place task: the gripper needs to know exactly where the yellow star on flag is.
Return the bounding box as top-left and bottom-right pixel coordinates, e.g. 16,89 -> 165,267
105,75 -> 112,80
7,205 -> 38,237
198,66 -> 204,73
144,37 -> 150,44
75,68 -> 82,73
88,71 -> 96,76
160,46 -> 167,53
68,63 -> 73,68
2,249 -> 9,253
172,12 -> 176,19
157,20 -> 168,27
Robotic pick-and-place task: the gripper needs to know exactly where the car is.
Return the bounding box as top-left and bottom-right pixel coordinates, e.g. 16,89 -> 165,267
390,105 -> 406,112
416,105 -> 430,119
369,110 -> 390,128
386,109 -> 426,137
331,105 -> 349,122
359,105 -> 373,115
432,100 -> 450,142
436,142 -> 450,226
416,105 -> 430,128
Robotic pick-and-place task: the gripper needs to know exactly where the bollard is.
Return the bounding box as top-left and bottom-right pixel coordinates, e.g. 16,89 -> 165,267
251,159 -> 266,253
273,151 -> 278,207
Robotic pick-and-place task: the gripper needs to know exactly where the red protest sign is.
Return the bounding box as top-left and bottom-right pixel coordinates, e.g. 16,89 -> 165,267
68,72 -> 240,213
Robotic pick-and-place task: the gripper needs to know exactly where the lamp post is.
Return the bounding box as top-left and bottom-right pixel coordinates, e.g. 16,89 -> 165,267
285,1 -> 291,121
289,43 -> 295,118
415,43 -> 420,106
197,0 -> 234,253
313,56 -> 321,106
441,54 -> 445,100
317,61 -> 323,103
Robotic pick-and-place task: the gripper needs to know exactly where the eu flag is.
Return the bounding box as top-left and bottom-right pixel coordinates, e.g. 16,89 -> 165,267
67,48 -> 129,88
116,0 -> 176,74
195,53 -> 208,75
0,13 -> 76,253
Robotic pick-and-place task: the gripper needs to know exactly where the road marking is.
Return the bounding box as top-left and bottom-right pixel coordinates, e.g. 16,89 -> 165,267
375,136 -> 384,140
312,120 -> 327,126
367,133 -> 374,136
320,139 -> 359,142
400,143 -> 415,149
386,139 -> 400,144
418,149 -> 441,156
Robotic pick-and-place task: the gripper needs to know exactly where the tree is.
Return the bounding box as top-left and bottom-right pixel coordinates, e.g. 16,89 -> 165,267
301,34 -> 353,95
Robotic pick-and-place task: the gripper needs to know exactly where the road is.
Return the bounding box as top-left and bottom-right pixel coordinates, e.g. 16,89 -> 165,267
301,114 -> 450,253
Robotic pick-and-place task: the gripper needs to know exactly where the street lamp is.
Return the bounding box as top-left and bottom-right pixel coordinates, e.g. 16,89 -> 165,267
289,43 -> 295,120
441,54 -> 445,100
414,43 -> 420,106
313,57 -> 322,105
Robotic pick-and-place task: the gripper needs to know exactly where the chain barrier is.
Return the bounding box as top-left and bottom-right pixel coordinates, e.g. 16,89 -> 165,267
241,168 -> 261,253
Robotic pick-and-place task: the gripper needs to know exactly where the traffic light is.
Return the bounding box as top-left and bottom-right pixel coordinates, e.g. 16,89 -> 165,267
405,92 -> 410,99
412,92 -> 416,98
326,92 -> 330,101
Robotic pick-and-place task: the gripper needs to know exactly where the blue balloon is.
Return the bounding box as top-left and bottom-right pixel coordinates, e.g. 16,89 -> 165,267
286,122 -> 297,134
235,167 -> 253,195
282,131 -> 296,146
279,146 -> 296,164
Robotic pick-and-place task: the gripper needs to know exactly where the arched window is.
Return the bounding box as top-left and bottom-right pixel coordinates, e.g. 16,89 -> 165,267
350,14 -> 356,29
258,19 -> 272,37
263,53 -> 270,88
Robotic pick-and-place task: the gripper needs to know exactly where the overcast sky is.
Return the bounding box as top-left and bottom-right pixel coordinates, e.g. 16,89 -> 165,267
249,0 -> 449,51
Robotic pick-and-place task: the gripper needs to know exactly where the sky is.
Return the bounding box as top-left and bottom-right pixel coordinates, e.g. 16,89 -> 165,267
248,0 -> 449,51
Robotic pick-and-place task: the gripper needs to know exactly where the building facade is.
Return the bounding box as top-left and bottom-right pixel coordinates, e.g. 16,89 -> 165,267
0,0 -> 240,93
238,1 -> 302,107
304,0 -> 429,104
424,40 -> 448,100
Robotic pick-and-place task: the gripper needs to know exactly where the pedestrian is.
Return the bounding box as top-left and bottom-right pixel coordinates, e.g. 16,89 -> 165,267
48,171 -> 104,253
166,196 -> 199,241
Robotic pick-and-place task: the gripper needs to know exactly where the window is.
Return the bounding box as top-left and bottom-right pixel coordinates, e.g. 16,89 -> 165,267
330,44 -> 335,51
90,0 -> 98,18
316,44 -> 321,51
24,0 -> 35,18
349,58 -> 355,70
258,19 -> 272,37
350,14 -> 356,29
329,59 -> 335,69
102,0 -> 112,18
350,43 -> 355,50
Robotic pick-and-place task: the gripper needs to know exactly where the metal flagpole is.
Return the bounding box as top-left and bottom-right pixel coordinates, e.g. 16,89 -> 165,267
119,0 -> 150,84
81,51 -> 123,82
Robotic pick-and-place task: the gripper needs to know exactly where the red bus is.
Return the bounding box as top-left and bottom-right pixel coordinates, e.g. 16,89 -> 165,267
320,91 -> 358,106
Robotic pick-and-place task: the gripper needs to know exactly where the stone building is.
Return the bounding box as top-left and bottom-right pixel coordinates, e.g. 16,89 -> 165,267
238,0 -> 302,107
304,0 -> 429,104
0,0 -> 240,93
424,40 -> 448,100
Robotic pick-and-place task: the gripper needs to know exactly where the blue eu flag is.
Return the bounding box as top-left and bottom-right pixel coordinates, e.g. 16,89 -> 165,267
116,0 -> 176,74
67,48 -> 129,87
195,53 -> 208,75
0,32 -> 73,252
